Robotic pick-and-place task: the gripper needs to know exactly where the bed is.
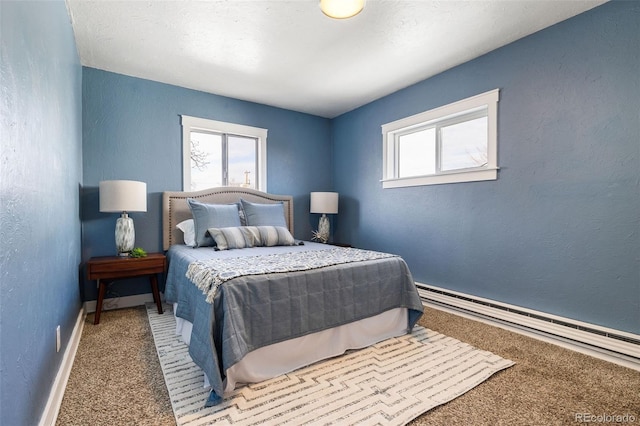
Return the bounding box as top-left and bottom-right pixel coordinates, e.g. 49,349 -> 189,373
162,187 -> 424,406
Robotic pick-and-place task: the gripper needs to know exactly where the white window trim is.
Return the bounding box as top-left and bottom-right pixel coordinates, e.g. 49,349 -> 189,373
181,115 -> 267,191
381,88 -> 499,188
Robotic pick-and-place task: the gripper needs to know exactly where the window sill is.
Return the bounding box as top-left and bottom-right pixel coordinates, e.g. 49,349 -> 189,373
381,168 -> 498,189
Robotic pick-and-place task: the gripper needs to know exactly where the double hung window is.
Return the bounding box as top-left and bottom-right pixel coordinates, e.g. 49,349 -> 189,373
382,89 -> 499,188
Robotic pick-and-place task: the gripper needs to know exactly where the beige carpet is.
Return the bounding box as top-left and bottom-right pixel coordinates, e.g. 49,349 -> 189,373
56,305 -> 639,425
147,304 -> 513,425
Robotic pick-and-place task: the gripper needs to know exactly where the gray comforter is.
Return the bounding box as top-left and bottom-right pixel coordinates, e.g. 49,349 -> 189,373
164,242 -> 424,406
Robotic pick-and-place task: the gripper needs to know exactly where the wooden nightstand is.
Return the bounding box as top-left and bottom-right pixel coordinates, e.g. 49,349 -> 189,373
87,253 -> 166,324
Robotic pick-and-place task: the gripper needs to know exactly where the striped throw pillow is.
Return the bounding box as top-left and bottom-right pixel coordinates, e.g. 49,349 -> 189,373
207,226 -> 295,250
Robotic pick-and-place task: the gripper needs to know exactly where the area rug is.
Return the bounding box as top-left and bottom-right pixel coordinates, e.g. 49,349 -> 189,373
147,304 -> 514,425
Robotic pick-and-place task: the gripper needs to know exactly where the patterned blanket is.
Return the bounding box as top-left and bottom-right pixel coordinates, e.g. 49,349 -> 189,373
186,247 -> 397,303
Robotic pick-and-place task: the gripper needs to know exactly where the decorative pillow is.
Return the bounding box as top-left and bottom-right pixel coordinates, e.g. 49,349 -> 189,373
207,226 -> 258,250
176,219 -> 196,247
240,199 -> 287,228
187,199 -> 242,247
207,226 -> 295,250
256,225 -> 296,247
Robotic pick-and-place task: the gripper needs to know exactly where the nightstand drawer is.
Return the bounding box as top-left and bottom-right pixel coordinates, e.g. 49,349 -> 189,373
87,253 -> 166,280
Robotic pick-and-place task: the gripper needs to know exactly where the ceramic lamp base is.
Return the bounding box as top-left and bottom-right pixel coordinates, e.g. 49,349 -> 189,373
316,214 -> 330,243
115,212 -> 135,256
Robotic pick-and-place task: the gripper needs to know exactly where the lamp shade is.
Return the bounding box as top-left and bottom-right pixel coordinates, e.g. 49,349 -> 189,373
320,0 -> 365,19
310,192 -> 339,214
99,180 -> 147,213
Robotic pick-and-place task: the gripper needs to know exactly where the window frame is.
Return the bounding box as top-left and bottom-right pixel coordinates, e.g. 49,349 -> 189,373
181,115 -> 267,191
381,89 -> 499,188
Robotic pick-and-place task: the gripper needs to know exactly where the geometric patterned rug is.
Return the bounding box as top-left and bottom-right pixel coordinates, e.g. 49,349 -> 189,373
147,304 -> 514,425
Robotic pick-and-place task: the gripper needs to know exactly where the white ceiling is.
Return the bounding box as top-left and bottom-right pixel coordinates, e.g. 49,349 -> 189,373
67,0 -> 605,118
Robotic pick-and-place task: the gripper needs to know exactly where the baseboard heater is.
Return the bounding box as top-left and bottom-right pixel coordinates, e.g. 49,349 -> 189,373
416,283 -> 640,370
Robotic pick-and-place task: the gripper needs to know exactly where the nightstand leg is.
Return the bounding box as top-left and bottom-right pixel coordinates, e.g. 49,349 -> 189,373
150,275 -> 163,315
94,280 -> 106,325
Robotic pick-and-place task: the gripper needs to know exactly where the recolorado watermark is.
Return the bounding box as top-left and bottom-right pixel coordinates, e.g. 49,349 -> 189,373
575,413 -> 636,423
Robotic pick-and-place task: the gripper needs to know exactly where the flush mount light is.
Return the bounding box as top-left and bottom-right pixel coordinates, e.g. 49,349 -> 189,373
320,0 -> 365,19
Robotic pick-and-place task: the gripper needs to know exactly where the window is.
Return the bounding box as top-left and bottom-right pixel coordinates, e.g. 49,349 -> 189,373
181,115 -> 267,191
382,89 -> 499,188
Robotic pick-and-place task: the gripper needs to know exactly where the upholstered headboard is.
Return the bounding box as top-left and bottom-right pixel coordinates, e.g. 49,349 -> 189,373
162,187 -> 294,251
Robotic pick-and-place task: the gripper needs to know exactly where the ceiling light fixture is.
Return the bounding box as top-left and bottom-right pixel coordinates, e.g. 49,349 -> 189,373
320,0 -> 365,19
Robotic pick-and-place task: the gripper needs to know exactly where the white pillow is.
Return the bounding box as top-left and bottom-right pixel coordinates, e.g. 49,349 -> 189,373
176,219 -> 196,247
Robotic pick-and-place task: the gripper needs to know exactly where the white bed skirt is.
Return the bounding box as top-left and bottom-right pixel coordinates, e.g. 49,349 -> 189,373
174,304 -> 408,393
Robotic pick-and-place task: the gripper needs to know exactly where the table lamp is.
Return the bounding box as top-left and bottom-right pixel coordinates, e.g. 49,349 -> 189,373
99,180 -> 147,256
310,192 -> 338,243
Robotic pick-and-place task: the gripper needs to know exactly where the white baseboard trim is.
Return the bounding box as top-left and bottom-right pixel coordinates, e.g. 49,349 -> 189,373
417,282 -> 640,371
84,292 -> 158,313
38,306 -> 86,426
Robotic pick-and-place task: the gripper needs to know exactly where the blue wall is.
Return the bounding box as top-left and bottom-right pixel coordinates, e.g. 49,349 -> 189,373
0,1 -> 83,425
332,1 -> 639,334
81,68 -> 332,300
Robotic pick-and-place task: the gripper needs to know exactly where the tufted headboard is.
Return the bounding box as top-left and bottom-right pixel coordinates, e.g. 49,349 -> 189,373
162,187 -> 294,251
